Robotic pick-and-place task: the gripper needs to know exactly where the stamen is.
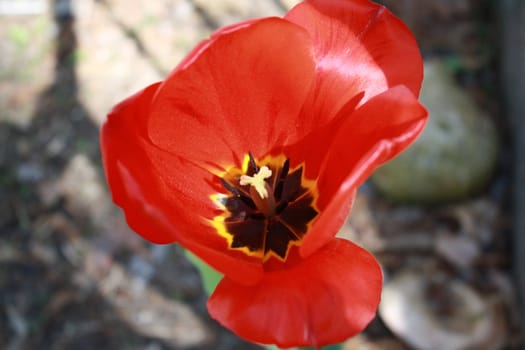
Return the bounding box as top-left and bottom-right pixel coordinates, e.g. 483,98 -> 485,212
240,166 -> 272,198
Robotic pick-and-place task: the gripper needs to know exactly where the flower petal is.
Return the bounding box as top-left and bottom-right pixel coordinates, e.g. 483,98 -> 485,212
101,83 -> 264,284
175,19 -> 261,71
300,85 -> 428,256
101,83 -> 168,242
148,17 -> 316,167
208,238 -> 382,348
285,0 -> 423,121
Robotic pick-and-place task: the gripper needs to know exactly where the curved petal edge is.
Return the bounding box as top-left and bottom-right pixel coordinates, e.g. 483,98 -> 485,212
208,238 -> 382,348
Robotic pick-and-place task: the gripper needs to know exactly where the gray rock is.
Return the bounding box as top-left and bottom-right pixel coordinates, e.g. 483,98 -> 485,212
379,271 -> 500,350
371,60 -> 499,203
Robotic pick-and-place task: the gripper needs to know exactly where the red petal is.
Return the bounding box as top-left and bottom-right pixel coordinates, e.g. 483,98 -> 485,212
285,0 -> 423,122
300,85 -> 427,257
148,17 -> 316,167
208,238 -> 382,348
101,84 -> 264,284
174,19 -> 261,71
101,83 -> 166,242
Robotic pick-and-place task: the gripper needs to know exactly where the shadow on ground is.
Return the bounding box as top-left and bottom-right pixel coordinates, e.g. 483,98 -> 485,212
0,1 -> 262,349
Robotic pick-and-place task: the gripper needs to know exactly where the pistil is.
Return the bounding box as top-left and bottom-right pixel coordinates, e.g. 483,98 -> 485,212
240,166 -> 277,217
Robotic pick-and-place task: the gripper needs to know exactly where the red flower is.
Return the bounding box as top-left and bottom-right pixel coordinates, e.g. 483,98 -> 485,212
101,0 -> 427,347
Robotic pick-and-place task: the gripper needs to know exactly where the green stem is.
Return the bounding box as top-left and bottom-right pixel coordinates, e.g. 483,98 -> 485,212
184,249 -> 222,295
299,345 -> 344,350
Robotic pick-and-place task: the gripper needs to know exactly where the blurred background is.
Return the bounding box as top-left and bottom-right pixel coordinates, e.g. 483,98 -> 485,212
0,0 -> 523,349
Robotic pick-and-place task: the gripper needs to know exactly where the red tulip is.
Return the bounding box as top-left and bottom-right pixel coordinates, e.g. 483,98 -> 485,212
101,0 -> 427,347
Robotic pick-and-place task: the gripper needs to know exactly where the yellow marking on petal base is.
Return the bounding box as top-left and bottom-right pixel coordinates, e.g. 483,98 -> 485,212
209,213 -> 264,259
209,192 -> 264,259
239,166 -> 272,198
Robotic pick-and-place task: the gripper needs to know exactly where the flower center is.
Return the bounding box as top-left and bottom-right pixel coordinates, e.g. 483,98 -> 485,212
211,153 -> 319,262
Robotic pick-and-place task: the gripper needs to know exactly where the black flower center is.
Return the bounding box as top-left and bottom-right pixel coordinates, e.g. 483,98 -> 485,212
211,153 -> 319,261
